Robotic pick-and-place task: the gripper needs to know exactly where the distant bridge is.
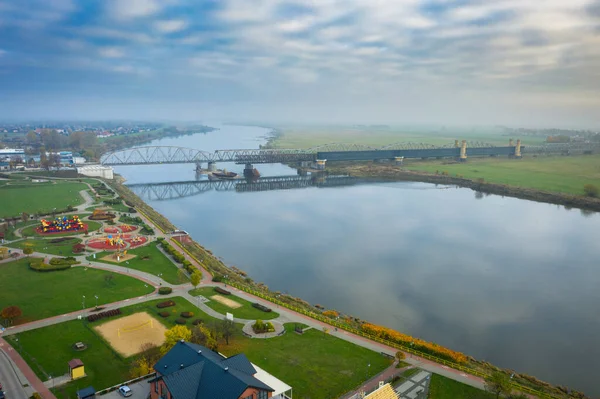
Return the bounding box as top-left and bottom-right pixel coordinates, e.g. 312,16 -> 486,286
100,140 -> 524,168
127,175 -> 374,201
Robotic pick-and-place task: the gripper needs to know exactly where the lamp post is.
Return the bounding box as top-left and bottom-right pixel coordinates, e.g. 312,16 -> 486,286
94,295 -> 98,309
82,295 -> 86,309
158,273 -> 163,286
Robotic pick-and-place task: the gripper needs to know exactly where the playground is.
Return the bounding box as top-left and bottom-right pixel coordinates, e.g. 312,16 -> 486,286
86,234 -> 147,250
36,215 -> 87,235
94,312 -> 166,357
103,225 -> 138,234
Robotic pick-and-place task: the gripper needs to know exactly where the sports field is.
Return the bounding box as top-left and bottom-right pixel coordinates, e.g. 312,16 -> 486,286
94,312 -> 166,357
0,181 -> 88,217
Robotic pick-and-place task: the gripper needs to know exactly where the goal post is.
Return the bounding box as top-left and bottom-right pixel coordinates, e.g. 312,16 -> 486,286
118,319 -> 153,338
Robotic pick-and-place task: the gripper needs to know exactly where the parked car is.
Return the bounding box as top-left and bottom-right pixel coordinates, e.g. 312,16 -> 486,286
118,386 -> 132,397
0,390 -> 5,399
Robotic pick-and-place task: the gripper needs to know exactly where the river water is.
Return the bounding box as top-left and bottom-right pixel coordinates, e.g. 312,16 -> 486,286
115,125 -> 600,395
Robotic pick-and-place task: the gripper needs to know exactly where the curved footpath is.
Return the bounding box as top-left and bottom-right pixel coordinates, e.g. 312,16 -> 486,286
1,179 -> 489,399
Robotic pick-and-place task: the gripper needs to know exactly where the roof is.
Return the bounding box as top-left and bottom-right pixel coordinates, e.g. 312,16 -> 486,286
364,383 -> 399,399
76,386 -> 95,399
155,341 -> 274,399
251,363 -> 292,396
69,359 -> 84,368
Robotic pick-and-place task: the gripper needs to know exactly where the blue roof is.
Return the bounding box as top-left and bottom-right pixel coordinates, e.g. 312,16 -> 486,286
155,341 -> 273,399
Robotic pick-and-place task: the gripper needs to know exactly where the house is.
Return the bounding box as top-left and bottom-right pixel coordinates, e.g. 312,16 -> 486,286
151,340 -> 292,399
363,382 -> 398,399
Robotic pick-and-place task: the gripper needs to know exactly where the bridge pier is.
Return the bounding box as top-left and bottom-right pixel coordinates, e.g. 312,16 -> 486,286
459,140 -> 467,162
207,161 -> 216,171
394,156 -> 404,166
515,139 -> 522,159
315,159 -> 327,170
195,162 -> 202,172
244,163 -> 260,178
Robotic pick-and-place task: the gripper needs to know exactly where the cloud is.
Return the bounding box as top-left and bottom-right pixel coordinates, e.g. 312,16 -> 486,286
108,0 -> 161,19
98,47 -> 125,58
154,19 -> 188,33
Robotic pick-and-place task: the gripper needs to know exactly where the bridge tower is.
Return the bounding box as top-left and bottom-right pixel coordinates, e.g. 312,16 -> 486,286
394,156 -> 404,166
515,139 -> 522,159
459,140 -> 467,162
207,162 -> 216,171
315,159 -> 327,170
455,140 -> 459,148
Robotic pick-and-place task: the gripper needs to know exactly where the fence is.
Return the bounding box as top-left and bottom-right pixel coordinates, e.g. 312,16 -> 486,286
135,200 -> 564,399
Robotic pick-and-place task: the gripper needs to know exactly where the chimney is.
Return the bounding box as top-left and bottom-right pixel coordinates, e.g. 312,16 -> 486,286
180,364 -> 184,369
179,339 -> 185,343
224,367 -> 229,372
197,350 -> 202,355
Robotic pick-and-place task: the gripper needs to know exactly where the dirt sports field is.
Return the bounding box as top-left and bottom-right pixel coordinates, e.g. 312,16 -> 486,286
211,294 -> 241,309
94,312 -> 166,357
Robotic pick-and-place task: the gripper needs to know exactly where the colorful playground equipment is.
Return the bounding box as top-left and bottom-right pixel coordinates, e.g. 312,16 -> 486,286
39,216 -> 85,234
105,234 -> 125,248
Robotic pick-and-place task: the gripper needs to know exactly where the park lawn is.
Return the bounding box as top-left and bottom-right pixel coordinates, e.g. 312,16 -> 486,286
0,181 -> 88,217
1,221 -> 38,240
21,219 -> 101,237
108,296 -> 206,328
109,202 -> 132,213
86,241 -> 186,284
428,373 -> 493,399
0,258 -> 154,323
189,286 -> 279,320
404,154 -> 600,196
8,237 -> 83,256
5,320 -> 132,399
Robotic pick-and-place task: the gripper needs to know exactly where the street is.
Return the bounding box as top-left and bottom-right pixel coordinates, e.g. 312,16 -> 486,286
0,344 -> 29,399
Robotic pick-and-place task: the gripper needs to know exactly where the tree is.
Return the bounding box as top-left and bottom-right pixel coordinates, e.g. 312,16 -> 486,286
220,318 -> 236,345
162,325 -> 192,354
395,351 -> 406,361
21,212 -> 29,223
177,269 -> 188,284
190,324 -> 218,351
484,372 -> 511,399
130,343 -> 160,377
583,184 -> 599,198
23,247 -> 33,256
25,130 -> 38,145
1,305 -> 22,325
190,270 -> 202,289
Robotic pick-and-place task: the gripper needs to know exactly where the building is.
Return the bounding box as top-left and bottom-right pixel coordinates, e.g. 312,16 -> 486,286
151,340 -> 292,399
77,165 -> 114,179
363,382 -> 398,399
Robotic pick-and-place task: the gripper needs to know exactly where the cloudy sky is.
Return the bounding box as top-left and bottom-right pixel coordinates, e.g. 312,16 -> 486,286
0,0 -> 599,127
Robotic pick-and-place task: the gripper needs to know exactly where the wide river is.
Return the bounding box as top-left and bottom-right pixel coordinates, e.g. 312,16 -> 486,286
115,125 -> 600,395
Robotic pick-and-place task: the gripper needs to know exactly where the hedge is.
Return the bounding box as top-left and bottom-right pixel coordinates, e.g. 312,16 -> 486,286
87,308 -> 121,322
252,303 -> 272,313
175,318 -> 186,325
156,300 -> 176,308
192,319 -> 203,325
29,260 -> 71,272
181,312 -> 194,318
215,287 -> 231,295
158,311 -> 170,318
158,287 -> 173,295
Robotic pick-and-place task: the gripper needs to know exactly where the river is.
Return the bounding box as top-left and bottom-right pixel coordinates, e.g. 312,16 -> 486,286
114,124 -> 600,396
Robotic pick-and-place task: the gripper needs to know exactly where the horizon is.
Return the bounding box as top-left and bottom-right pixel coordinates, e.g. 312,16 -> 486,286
1,0 -> 599,128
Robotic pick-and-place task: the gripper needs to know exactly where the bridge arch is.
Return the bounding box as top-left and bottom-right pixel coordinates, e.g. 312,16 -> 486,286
100,146 -> 214,165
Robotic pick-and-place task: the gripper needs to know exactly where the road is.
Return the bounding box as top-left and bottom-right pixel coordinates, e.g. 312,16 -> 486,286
0,344 -> 30,399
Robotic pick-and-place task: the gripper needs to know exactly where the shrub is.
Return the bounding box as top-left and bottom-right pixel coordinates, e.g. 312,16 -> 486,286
158,287 -> 173,295
252,320 -> 275,334
29,260 -> 71,272
323,310 -> 339,318
583,184 -> 599,198
192,319 -> 203,325
212,275 -> 223,282
252,303 -> 272,313
156,300 -> 176,309
215,287 -> 231,295
181,312 -> 194,318
87,308 -> 121,322
175,318 -> 186,325
158,311 -> 170,318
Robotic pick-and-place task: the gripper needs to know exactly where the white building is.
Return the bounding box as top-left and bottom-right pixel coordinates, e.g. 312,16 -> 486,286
77,165 -> 114,179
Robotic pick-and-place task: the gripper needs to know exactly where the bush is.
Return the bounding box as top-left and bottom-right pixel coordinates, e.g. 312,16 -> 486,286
181,312 -> 194,318
252,319 -> 275,334
158,287 -> 173,295
156,300 -> 176,309
252,303 -> 272,313
158,311 -> 170,318
87,308 -> 121,322
583,184 -> 599,198
215,287 -> 231,295
212,275 -> 223,282
323,310 -> 339,318
175,318 -> 186,325
192,319 -> 203,325
29,260 -> 71,272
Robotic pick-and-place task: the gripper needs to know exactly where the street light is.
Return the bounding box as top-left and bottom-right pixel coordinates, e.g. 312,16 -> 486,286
94,295 -> 98,309
82,295 -> 86,309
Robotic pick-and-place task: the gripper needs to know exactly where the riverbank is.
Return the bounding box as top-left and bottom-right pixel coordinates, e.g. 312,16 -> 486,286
324,161 -> 600,212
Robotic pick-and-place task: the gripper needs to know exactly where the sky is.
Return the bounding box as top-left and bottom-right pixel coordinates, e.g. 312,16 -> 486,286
0,0 -> 599,127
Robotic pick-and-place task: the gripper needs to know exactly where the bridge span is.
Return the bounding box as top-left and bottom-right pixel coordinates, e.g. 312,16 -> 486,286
127,175 -> 374,201
100,139 -> 525,170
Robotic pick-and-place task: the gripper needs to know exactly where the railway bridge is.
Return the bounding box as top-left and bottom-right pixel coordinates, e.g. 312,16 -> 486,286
100,139 -> 525,172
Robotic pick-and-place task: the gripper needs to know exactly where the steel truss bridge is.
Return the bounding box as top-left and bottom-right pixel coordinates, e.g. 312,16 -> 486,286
127,175 -> 374,201
100,141 -> 521,166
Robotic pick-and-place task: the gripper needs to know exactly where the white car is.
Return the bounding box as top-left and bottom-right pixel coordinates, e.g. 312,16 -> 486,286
118,386 -> 132,397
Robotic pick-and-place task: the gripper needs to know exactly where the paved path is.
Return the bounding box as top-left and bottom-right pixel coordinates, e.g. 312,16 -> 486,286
0,341 -> 32,399
75,189 -> 95,211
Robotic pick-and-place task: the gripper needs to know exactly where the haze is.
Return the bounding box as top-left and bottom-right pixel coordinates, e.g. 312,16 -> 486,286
1,0 -> 599,128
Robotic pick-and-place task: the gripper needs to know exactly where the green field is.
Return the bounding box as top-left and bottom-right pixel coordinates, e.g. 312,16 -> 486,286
0,181 -> 88,217
86,241 -> 185,284
0,258 -> 154,323
8,237 -> 83,256
21,219 -> 102,237
6,320 -> 131,399
404,155 -> 600,196
189,286 -> 280,320
269,125 -> 547,148
428,374 -> 493,399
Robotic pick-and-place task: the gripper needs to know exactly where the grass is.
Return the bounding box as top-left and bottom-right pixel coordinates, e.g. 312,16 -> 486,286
428,374 -> 493,399
7,237 -> 83,256
21,219 -> 102,237
0,181 -> 88,217
189,286 -> 280,320
5,320 -> 132,399
404,154 -> 600,196
86,241 -> 186,284
0,258 -> 154,323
